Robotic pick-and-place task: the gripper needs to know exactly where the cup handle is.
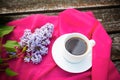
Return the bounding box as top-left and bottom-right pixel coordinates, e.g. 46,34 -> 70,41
90,40 -> 96,47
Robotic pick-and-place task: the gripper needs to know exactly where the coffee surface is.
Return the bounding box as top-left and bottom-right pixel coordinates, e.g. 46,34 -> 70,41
65,37 -> 87,55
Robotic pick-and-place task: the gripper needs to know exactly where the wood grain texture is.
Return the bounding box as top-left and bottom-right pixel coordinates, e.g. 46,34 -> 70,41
110,33 -> 120,60
92,8 -> 120,33
113,61 -> 120,72
0,7 -> 120,33
0,0 -> 120,14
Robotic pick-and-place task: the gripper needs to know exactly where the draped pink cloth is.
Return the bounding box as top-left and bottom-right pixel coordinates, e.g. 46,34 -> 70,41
1,8 -> 120,80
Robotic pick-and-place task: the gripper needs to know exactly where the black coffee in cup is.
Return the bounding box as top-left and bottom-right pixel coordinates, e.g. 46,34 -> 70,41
65,37 -> 87,55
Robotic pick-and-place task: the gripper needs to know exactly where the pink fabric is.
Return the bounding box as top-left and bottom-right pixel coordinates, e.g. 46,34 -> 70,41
1,8 -> 120,80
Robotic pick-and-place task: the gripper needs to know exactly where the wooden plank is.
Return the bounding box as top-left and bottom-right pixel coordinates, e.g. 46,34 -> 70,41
0,7 -> 120,33
110,33 -> 120,72
110,33 -> 120,60
113,61 -> 120,72
0,0 -> 120,14
91,8 -> 120,33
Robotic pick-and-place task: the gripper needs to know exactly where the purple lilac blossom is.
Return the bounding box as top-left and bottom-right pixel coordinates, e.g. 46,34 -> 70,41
19,23 -> 54,64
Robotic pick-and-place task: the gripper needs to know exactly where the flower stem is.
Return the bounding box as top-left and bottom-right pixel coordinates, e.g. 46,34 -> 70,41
2,55 -> 17,61
0,46 -> 26,62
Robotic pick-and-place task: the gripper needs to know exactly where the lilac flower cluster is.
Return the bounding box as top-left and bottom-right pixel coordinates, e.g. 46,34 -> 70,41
19,23 -> 54,64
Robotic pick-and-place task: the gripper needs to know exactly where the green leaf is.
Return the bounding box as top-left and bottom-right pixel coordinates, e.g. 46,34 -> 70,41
5,68 -> 18,76
3,40 -> 20,52
0,26 -> 14,37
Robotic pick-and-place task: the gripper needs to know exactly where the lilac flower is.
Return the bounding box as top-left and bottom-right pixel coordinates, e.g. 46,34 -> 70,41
24,56 -> 30,63
39,46 -> 48,55
31,52 -> 42,64
19,29 -> 32,47
19,23 -> 54,64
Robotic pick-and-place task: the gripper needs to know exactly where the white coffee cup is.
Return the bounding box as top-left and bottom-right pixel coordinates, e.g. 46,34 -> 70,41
62,33 -> 95,63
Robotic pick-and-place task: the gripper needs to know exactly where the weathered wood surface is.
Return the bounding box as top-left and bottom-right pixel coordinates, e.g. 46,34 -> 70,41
0,7 -> 120,33
111,33 -> 120,60
0,0 -> 120,71
0,0 -> 120,14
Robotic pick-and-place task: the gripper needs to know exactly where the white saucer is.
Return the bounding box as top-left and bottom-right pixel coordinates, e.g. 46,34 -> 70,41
52,34 -> 92,73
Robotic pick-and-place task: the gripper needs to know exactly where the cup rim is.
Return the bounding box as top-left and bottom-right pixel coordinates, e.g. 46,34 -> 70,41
63,33 -> 91,58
